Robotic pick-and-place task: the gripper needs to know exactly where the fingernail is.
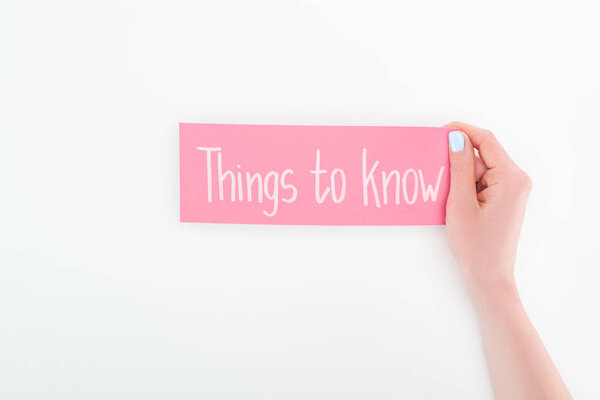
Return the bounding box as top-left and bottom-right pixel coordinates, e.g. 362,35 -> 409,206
449,131 -> 464,152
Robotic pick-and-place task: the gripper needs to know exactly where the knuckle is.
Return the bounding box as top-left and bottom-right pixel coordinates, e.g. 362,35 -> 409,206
520,171 -> 533,191
506,168 -> 532,194
451,159 -> 472,176
482,129 -> 495,139
480,169 -> 496,186
479,130 -> 496,147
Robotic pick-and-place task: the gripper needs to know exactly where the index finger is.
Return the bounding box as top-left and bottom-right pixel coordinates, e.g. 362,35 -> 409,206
443,121 -> 515,169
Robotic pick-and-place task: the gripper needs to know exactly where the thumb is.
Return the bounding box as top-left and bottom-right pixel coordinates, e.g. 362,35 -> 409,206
448,130 -> 478,209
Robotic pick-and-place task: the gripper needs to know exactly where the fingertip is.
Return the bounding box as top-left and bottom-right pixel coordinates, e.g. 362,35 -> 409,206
449,130 -> 465,153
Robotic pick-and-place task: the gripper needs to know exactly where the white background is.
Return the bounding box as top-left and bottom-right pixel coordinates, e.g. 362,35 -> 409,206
1,0 -> 599,398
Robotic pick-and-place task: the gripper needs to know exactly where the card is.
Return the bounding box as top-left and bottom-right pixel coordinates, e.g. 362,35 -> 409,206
180,123 -> 451,225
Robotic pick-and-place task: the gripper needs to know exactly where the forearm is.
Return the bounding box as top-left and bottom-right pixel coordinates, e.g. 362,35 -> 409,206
466,274 -> 572,400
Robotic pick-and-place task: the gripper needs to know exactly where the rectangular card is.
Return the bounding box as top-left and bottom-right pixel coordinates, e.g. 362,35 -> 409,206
180,123 -> 451,225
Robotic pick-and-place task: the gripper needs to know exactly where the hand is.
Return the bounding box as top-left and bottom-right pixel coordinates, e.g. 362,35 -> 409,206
444,121 -> 532,295
443,122 -> 571,400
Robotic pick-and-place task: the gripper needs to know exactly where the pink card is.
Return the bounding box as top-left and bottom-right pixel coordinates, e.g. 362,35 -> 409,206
180,123 -> 451,225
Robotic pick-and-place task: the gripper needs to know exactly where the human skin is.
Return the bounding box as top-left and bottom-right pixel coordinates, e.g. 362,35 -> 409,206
444,122 -> 572,400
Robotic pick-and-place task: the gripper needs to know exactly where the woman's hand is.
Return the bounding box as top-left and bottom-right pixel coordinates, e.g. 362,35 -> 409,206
443,121 -> 571,400
445,121 -> 532,297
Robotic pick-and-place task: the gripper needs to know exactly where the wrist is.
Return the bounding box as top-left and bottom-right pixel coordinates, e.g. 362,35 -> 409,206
462,266 -> 520,310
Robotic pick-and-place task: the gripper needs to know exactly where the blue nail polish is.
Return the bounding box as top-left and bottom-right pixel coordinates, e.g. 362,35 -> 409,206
449,131 -> 464,152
